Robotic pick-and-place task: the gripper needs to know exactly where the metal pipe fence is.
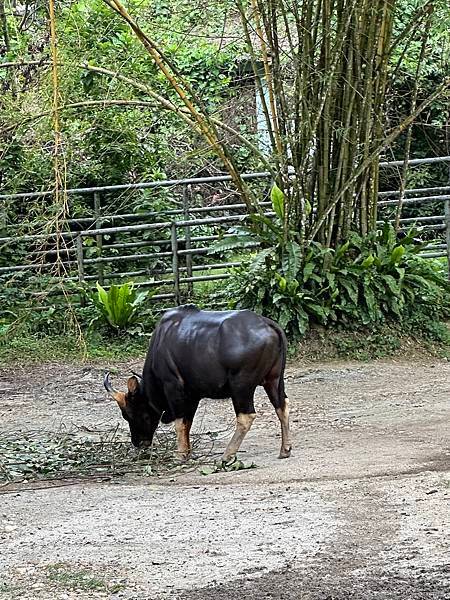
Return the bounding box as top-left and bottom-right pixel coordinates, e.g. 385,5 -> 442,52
1,157 -> 450,307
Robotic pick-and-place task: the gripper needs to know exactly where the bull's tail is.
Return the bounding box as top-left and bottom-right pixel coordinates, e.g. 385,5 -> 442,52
263,317 -> 288,403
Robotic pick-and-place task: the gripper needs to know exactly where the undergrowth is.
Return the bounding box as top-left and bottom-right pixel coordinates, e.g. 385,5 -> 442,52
1,215 -> 448,365
0,330 -> 148,364
0,319 -> 448,366
294,320 -> 450,362
210,194 -> 450,347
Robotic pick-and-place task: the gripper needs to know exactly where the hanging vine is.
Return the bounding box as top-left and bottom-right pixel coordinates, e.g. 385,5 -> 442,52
47,0 -> 85,352
47,0 -> 70,274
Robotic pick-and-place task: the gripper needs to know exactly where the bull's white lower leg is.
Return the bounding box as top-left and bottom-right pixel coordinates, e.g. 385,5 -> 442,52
174,418 -> 191,460
221,412 -> 256,463
276,398 -> 291,459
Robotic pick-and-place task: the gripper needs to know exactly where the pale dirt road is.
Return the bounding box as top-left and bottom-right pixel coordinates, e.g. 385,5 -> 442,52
0,358 -> 449,599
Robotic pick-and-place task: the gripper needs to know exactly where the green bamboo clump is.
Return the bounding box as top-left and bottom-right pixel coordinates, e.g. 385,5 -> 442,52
240,0 -> 398,246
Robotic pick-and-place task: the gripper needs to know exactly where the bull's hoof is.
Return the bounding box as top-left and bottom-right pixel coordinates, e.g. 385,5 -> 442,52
177,451 -> 191,463
278,446 -> 292,459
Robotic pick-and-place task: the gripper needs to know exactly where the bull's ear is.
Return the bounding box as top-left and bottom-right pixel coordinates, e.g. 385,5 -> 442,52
127,376 -> 140,394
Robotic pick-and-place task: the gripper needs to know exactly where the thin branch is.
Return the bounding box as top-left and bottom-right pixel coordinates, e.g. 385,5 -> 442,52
394,10 -> 432,230
0,60 -> 275,176
101,0 -> 260,212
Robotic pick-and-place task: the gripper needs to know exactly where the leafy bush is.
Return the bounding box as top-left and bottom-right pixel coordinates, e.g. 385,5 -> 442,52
93,282 -> 149,332
0,273 -> 83,340
211,189 -> 450,340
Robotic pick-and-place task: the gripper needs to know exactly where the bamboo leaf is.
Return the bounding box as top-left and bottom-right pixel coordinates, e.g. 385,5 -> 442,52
278,306 -> 291,330
96,282 -> 109,309
249,213 -> 283,242
303,261 -> 315,281
250,248 -> 275,272
133,290 -> 149,306
340,278 -> 359,306
364,284 -> 379,322
304,199 -> 312,216
277,275 -> 287,292
306,302 -> 328,323
382,274 -> 401,296
335,241 -> 350,263
296,310 -> 309,335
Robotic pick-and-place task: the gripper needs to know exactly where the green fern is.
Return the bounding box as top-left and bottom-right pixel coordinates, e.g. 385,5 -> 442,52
94,282 -> 148,331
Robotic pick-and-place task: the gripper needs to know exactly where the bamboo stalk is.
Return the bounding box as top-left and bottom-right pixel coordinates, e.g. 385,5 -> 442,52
308,76 -> 450,243
394,9 -> 432,230
370,0 -> 395,228
251,0 -> 283,159
0,0 -> 16,96
235,0 -> 277,154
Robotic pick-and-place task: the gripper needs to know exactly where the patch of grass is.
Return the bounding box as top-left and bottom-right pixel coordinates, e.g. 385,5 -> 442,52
0,581 -> 21,598
0,333 -> 80,363
0,330 -> 148,365
83,330 -> 149,359
293,320 -> 450,362
332,330 -> 403,361
1,320 -> 448,366
46,563 -> 123,593
1,296 -> 448,366
189,276 -> 229,306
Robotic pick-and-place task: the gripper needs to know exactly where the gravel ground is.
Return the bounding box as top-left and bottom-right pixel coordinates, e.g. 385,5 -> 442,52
0,358 -> 449,599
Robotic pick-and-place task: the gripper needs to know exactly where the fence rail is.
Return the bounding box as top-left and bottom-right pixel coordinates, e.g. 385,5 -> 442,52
1,157 -> 450,306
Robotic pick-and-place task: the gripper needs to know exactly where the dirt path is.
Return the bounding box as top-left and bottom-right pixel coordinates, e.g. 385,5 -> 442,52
0,359 -> 449,599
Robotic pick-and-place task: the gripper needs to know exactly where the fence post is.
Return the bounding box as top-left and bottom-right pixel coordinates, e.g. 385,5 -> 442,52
183,185 -> 193,297
76,234 -> 85,283
171,222 -> 181,305
445,199 -> 450,280
76,234 -> 85,306
94,192 -> 104,285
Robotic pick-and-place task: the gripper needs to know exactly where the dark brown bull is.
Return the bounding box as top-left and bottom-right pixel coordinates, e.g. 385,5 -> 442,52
104,305 -> 291,462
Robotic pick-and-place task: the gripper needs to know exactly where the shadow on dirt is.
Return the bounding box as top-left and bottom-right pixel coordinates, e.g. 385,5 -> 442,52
178,562 -> 450,600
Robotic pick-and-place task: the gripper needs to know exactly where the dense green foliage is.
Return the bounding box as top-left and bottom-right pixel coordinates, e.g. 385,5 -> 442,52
1,0 -> 238,198
1,0 -> 448,196
226,236 -> 449,339
212,191 -> 449,340
0,0 -> 449,363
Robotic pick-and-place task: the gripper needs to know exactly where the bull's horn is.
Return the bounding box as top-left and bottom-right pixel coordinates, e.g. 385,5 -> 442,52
104,372 -> 126,408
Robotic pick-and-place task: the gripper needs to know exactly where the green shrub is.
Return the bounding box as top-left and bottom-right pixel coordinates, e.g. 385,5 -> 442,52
93,282 -> 149,332
210,189 -> 449,340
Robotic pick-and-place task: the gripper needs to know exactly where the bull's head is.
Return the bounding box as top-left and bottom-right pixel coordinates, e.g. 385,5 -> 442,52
104,372 -> 160,448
